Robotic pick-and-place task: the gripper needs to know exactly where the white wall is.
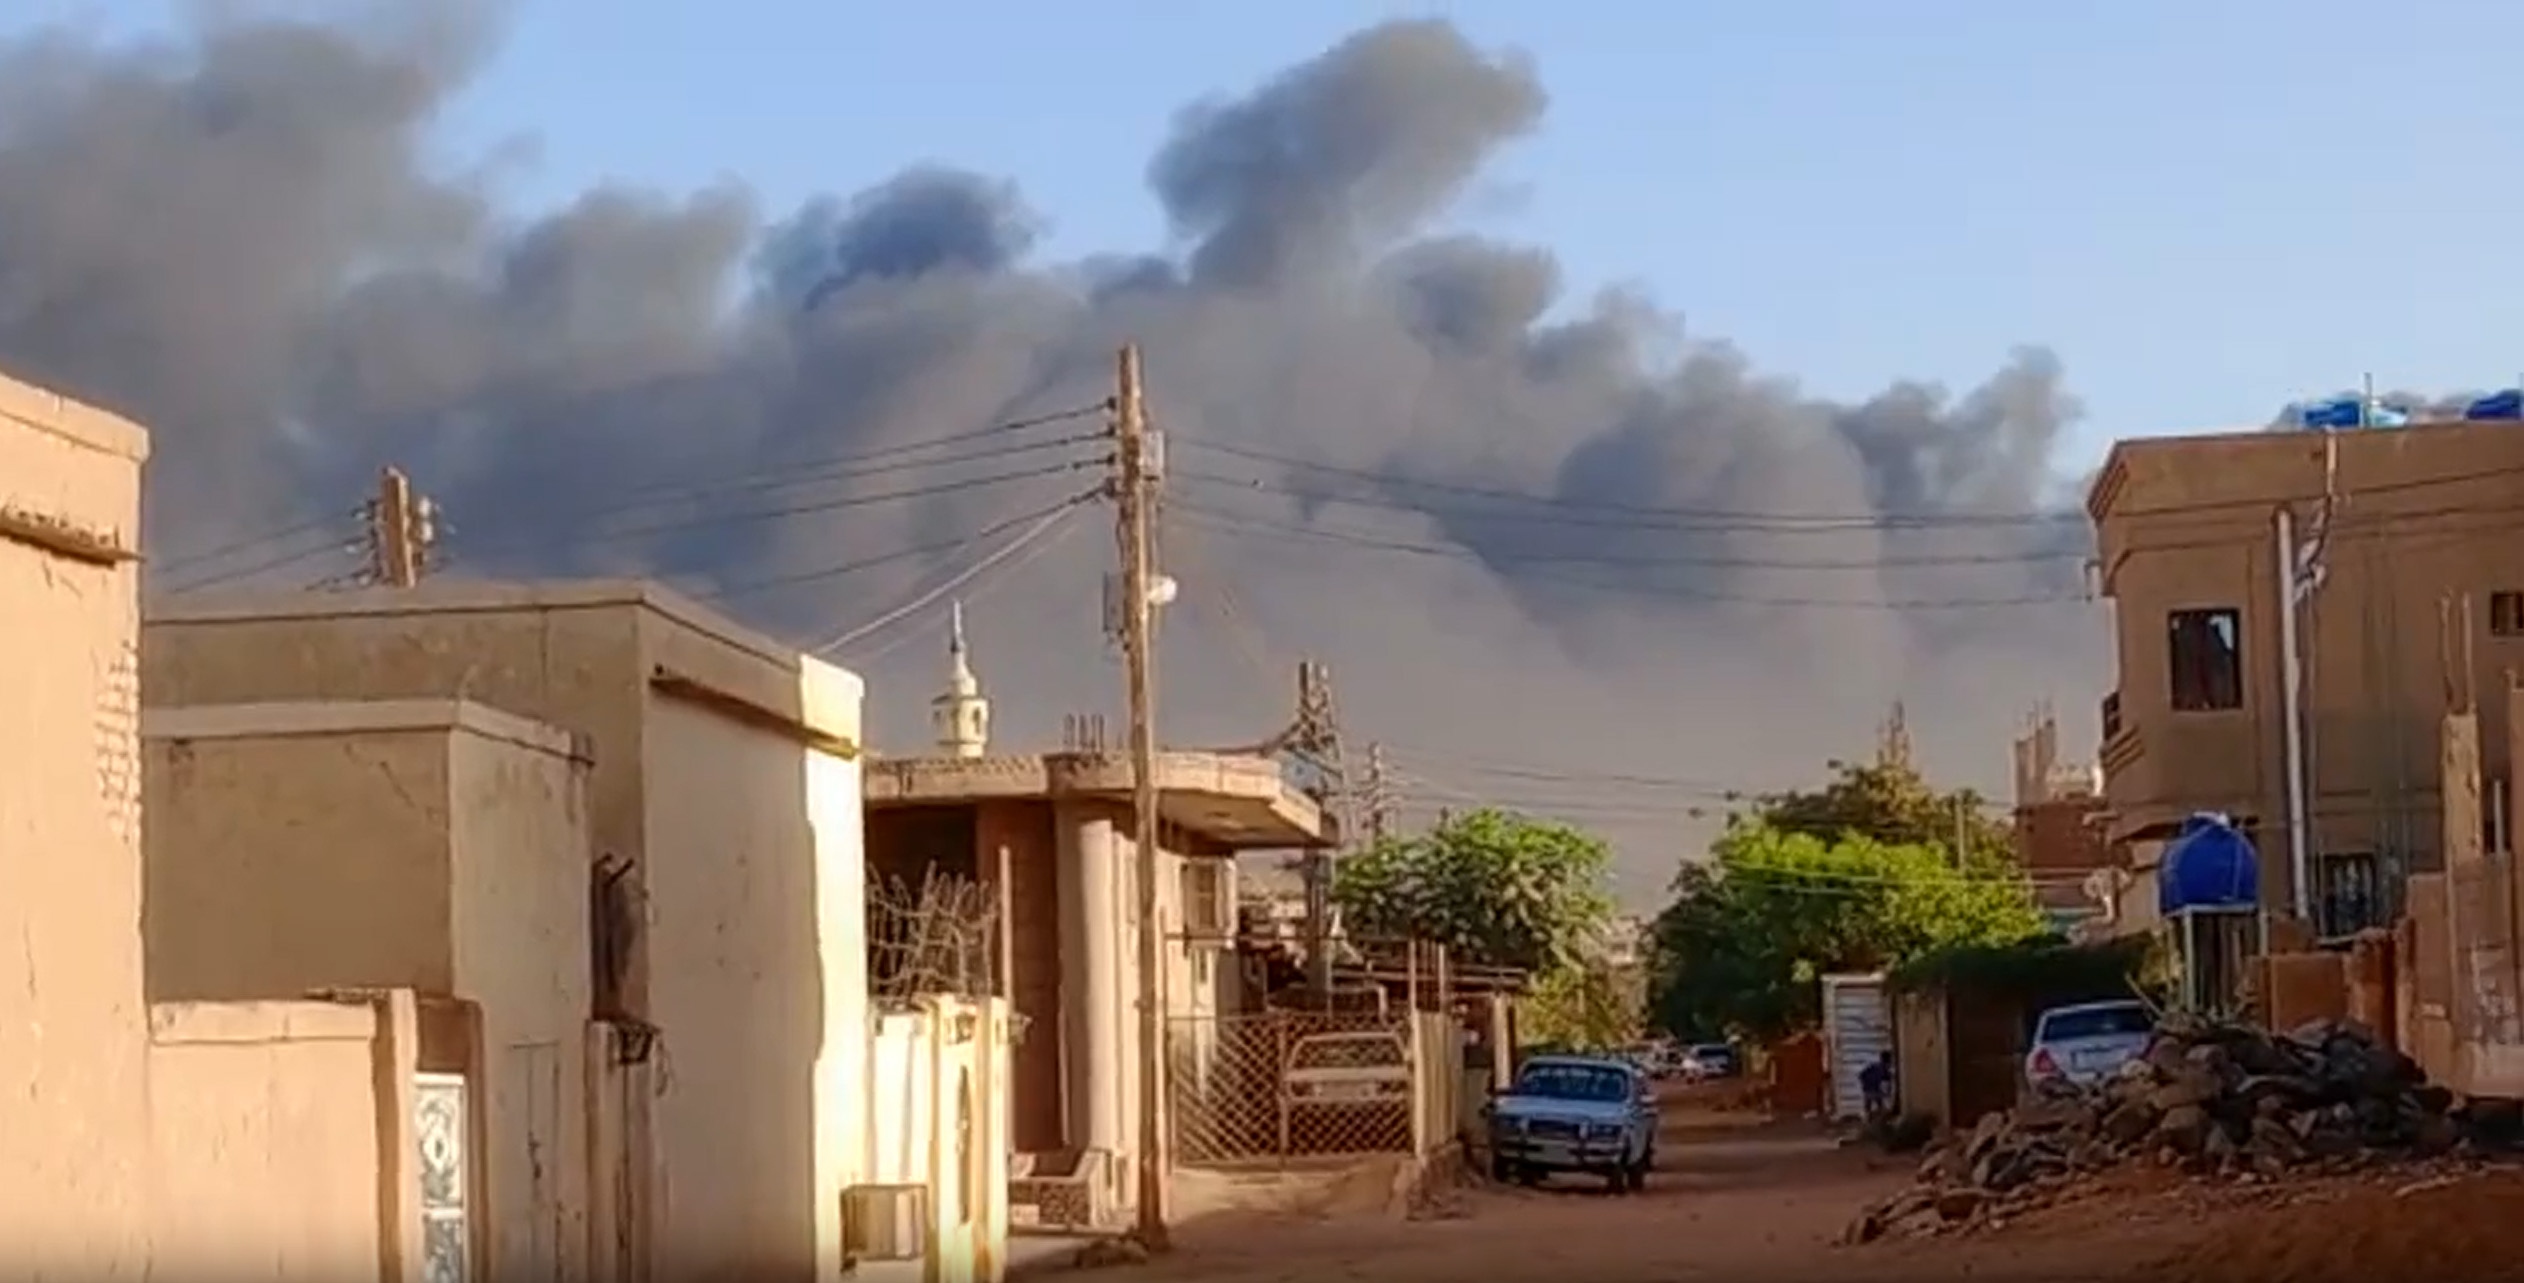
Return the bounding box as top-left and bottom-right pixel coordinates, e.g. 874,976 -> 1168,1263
864,998 -> 1012,1283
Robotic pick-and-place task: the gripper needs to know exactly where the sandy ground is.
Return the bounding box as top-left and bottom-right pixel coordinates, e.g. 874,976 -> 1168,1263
1102,1083 -> 2524,1283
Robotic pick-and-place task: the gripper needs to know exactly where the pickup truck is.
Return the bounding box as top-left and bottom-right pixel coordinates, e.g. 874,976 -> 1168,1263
1484,1054 -> 1656,1192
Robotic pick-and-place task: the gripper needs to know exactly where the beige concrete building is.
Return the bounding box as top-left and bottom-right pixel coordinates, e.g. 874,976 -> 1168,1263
865,749 -> 1328,1221
0,365 -> 156,1276
864,630 -> 1330,1220
2089,417 -> 2524,938
144,581 -> 869,1280
2008,712 -> 2112,929
143,698 -> 597,1280
4,368 -> 472,1281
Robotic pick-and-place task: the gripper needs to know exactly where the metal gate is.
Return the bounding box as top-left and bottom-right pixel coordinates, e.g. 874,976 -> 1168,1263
1167,1010 -> 1415,1164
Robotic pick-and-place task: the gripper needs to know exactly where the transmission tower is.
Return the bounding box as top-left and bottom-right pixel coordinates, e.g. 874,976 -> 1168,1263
1283,661 -> 1355,997
1361,741 -> 1395,844
1876,699 -> 1914,771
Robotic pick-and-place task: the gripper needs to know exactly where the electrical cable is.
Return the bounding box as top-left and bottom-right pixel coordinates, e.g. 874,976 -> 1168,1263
840,509 -> 1095,670
456,458 -> 1098,560
815,502 -> 1088,656
156,530 -> 353,594
153,513 -> 348,577
702,492 -> 1099,601
1172,507 -> 2088,611
1175,434 -> 2524,529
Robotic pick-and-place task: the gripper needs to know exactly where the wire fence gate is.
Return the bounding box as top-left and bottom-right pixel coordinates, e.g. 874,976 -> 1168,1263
1168,1009 -> 1419,1165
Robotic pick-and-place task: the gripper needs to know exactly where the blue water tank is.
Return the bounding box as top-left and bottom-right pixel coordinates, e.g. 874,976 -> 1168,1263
2157,813 -> 2260,916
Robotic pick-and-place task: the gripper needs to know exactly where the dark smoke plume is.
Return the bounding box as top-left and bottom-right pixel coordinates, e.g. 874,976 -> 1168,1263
0,9 -> 2108,901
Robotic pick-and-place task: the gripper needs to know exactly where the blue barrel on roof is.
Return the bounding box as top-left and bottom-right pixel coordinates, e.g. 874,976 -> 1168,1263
2157,813 -> 2260,916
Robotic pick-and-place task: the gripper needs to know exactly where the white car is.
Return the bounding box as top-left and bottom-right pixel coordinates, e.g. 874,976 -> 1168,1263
2024,999 -> 2156,1090
1282,1031 -> 1411,1104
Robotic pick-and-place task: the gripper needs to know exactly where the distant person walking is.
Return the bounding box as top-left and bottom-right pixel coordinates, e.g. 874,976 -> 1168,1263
1859,1050 -> 1896,1120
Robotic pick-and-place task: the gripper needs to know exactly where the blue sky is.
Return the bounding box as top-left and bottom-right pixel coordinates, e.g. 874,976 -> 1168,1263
16,0 -> 2524,467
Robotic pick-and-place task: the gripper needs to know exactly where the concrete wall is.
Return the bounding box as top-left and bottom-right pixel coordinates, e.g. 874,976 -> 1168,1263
143,583 -> 868,1281
0,372 -> 156,1276
144,712 -> 457,999
1406,1009 -> 1463,1156
141,698 -> 596,1281
147,998 -> 415,1281
864,997 -> 1015,1283
2091,420 -> 2524,914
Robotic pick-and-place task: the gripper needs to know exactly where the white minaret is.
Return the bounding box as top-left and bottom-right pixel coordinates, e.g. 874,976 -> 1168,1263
931,600 -> 990,758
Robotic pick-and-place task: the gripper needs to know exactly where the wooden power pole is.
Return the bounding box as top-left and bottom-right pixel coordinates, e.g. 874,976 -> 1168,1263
365,466 -> 436,587
1111,344 -> 1173,1248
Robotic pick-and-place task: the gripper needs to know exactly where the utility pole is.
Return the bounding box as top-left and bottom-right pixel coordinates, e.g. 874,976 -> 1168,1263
1111,344 -> 1172,1249
364,466 -> 437,587
1954,795 -> 1969,869
1364,742 -> 1394,844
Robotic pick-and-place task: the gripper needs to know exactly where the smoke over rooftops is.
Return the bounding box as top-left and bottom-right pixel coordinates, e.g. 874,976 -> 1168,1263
0,8 -> 2105,903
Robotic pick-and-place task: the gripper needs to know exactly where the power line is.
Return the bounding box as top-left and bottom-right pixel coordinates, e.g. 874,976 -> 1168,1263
841,510 -> 1094,670
703,492 -> 1100,601
157,527 -> 358,594
584,430 -> 1105,521
154,513 -> 347,578
1173,508 -> 2087,611
1174,496 -> 2083,572
1175,437 -> 2083,530
1175,435 -> 2524,530
815,502 -> 1088,656
453,458 -> 1098,560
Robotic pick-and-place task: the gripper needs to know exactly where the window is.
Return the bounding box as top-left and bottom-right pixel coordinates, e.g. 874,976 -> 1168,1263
2033,1001 -> 2153,1042
2492,591 -> 2524,637
2312,850 -> 2382,939
2167,608 -> 2243,711
1509,1062 -> 1632,1103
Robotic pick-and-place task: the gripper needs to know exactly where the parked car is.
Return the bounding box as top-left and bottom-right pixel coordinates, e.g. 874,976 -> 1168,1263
1688,1042 -> 1740,1079
1282,1030 -> 1412,1103
1483,1054 -> 1656,1192
1281,1029 -> 1414,1154
2024,999 -> 2156,1090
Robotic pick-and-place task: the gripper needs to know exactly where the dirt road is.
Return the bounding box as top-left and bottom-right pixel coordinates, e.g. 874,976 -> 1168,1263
1125,1088 -> 2180,1282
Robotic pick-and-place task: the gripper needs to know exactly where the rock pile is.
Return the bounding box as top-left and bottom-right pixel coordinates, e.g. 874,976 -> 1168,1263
1845,1015 -> 2521,1244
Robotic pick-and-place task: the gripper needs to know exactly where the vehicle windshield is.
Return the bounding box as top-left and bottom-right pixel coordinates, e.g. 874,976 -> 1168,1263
1291,1036 -> 1403,1070
1692,1044 -> 1733,1061
1511,1062 -> 1632,1102
2039,1004 -> 2153,1041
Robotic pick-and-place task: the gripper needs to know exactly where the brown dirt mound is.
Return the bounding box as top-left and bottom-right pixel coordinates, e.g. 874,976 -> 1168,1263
2161,1170 -> 2524,1283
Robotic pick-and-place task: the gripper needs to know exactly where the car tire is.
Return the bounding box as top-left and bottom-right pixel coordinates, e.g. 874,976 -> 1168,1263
1490,1154 -> 1514,1184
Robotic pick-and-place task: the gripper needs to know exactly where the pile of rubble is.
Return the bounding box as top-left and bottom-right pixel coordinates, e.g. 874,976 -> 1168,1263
1846,1015 -> 2521,1244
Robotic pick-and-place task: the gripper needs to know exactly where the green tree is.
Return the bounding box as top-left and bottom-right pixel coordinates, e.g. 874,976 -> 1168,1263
1332,808 -> 1615,975
1757,758 -> 2012,872
1520,959 -> 1647,1051
1649,820 -> 2043,1041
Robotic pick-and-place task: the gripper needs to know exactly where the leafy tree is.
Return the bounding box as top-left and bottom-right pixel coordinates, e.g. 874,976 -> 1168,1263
1756,758 -> 2013,872
1332,808 -> 1615,976
1649,820 -> 2043,1041
1520,959 -> 1647,1051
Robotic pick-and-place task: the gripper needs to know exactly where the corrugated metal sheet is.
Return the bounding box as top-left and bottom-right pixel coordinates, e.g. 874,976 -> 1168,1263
1821,973 -> 1890,1122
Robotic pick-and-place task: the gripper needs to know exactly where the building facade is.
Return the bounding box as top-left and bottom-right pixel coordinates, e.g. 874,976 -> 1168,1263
2008,711 -> 2111,930
142,698 -> 598,1280
862,616 -> 1331,1224
0,368 -> 157,1275
144,581 -> 868,1281
2089,418 -> 2524,937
